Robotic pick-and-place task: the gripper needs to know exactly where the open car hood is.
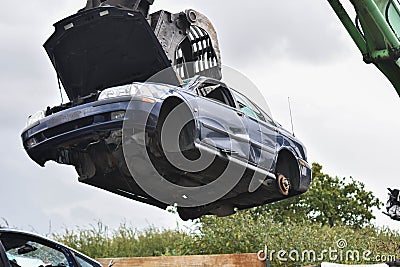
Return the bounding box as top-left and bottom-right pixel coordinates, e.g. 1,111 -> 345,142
44,6 -> 179,100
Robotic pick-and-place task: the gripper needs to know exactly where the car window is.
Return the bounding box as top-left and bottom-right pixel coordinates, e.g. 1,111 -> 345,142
1,237 -> 72,267
232,90 -> 265,121
258,106 -> 275,125
197,83 -> 236,108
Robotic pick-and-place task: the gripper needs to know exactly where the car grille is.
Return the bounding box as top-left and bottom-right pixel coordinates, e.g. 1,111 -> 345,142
43,116 -> 95,138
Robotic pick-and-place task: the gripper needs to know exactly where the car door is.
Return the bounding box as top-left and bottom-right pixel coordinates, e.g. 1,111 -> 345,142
194,80 -> 250,160
231,90 -> 277,171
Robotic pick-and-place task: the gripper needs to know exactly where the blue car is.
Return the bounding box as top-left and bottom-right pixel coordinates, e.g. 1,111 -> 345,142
21,74 -> 311,220
21,5 -> 311,220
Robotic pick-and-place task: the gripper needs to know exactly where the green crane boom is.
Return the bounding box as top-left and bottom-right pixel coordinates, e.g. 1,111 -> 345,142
328,0 -> 400,96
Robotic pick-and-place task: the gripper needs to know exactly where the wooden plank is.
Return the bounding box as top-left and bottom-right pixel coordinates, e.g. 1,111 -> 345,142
97,253 -> 266,267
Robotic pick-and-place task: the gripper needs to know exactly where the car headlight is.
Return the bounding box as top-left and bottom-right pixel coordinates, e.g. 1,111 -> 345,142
98,84 -> 134,100
27,110 -> 45,128
98,83 -> 173,101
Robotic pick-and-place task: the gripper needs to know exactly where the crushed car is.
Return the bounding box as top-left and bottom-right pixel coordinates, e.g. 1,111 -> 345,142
22,74 -> 312,220
21,1 -> 312,220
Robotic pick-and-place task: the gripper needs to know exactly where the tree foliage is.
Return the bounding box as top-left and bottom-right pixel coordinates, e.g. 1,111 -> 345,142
253,163 -> 383,227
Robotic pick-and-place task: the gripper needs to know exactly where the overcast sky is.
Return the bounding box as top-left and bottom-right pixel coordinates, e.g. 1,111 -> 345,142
0,0 -> 399,234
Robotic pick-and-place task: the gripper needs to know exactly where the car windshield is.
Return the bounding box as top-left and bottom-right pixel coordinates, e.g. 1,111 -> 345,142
180,77 -> 198,91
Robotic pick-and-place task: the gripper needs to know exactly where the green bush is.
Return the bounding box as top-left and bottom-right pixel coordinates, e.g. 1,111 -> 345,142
52,217 -> 399,266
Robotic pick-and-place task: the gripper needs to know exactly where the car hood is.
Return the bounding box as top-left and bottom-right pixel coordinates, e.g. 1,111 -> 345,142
44,6 -> 179,100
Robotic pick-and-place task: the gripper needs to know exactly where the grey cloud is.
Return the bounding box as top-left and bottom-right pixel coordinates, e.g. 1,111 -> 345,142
219,1 -> 353,65
0,1 -> 83,27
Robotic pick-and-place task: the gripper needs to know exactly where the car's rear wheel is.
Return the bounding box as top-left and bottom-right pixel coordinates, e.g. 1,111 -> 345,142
275,150 -> 301,196
277,173 -> 290,196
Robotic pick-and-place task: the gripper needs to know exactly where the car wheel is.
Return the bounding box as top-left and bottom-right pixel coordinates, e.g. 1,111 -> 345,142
275,150 -> 301,196
277,173 -> 290,196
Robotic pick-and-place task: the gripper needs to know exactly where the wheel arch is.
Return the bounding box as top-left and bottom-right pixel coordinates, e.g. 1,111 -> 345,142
275,147 -> 301,193
157,95 -> 198,151
157,95 -> 195,127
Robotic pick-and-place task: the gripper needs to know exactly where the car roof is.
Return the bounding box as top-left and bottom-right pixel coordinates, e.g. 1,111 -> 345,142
0,228 -> 101,266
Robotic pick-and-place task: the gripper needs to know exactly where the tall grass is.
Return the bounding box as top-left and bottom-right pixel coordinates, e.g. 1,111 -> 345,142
52,215 -> 400,266
52,221 -> 188,258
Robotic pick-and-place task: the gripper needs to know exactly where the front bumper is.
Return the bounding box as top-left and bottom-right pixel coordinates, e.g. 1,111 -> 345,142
297,158 -> 312,192
21,98 -> 155,166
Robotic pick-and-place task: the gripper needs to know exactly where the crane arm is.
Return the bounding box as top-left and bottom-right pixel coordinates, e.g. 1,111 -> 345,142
328,0 -> 400,96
